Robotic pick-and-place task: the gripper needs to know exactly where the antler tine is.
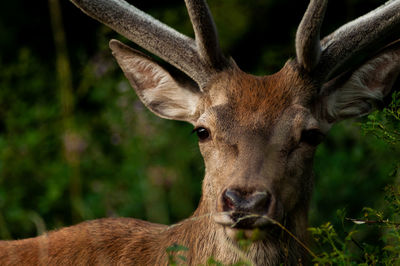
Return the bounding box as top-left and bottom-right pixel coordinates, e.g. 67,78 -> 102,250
184,0 -> 226,70
317,0 -> 400,81
69,0 -> 220,88
295,0 -> 328,72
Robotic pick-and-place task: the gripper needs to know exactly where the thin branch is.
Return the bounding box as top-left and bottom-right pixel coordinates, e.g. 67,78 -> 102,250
346,218 -> 400,226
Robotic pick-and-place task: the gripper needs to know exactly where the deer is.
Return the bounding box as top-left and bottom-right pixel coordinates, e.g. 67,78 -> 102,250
1,0 -> 400,265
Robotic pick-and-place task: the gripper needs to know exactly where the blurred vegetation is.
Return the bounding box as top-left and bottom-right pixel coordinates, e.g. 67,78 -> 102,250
309,92 -> 400,265
0,2 -> 398,261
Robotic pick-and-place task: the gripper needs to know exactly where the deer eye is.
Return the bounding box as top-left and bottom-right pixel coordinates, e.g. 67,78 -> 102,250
192,127 -> 211,142
300,129 -> 325,147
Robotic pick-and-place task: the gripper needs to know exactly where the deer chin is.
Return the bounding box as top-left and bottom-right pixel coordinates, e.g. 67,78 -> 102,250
224,227 -> 269,241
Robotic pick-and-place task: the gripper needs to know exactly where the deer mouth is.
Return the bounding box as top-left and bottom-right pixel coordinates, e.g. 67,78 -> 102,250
213,211 -> 274,229
213,211 -> 281,240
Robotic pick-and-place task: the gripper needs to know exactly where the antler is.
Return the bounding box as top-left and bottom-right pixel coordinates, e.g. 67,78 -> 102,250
295,0 -> 328,72
296,0 -> 400,81
69,0 -> 230,89
185,0 -> 226,70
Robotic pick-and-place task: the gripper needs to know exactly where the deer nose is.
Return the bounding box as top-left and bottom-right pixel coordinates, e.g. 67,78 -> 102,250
222,189 -> 271,215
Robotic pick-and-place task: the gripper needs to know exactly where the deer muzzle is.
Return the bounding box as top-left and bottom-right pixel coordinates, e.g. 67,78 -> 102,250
214,188 -> 280,230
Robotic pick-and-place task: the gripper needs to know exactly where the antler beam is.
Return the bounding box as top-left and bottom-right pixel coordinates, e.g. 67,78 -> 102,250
318,0 -> 400,80
70,0 -> 229,88
296,0 -> 400,82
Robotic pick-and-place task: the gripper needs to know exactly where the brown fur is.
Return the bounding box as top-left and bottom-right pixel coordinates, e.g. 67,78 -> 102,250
0,206 -> 307,265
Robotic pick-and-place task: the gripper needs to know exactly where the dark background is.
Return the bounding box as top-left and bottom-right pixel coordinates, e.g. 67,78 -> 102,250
0,0 -> 397,243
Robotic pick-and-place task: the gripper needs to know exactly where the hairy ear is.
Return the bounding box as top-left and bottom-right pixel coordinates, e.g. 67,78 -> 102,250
109,39 -> 201,123
315,41 -> 400,128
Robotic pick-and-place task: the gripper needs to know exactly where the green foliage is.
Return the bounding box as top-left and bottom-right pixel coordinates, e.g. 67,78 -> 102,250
309,222 -> 353,265
166,244 -> 189,265
309,188 -> 400,265
362,91 -> 400,146
310,92 -> 400,265
311,95 -> 399,229
205,257 -> 225,266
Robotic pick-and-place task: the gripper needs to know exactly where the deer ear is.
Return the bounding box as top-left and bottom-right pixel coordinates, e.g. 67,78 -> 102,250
109,39 -> 201,123
316,42 -> 400,127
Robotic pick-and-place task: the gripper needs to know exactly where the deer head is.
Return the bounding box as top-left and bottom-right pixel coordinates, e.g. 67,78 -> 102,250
70,0 -> 400,252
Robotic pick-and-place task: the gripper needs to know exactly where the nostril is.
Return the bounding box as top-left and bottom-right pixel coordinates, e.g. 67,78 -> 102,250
250,192 -> 271,213
222,189 -> 240,211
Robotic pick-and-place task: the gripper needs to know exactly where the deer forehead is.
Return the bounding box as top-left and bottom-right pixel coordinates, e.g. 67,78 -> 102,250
198,62 -> 316,132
